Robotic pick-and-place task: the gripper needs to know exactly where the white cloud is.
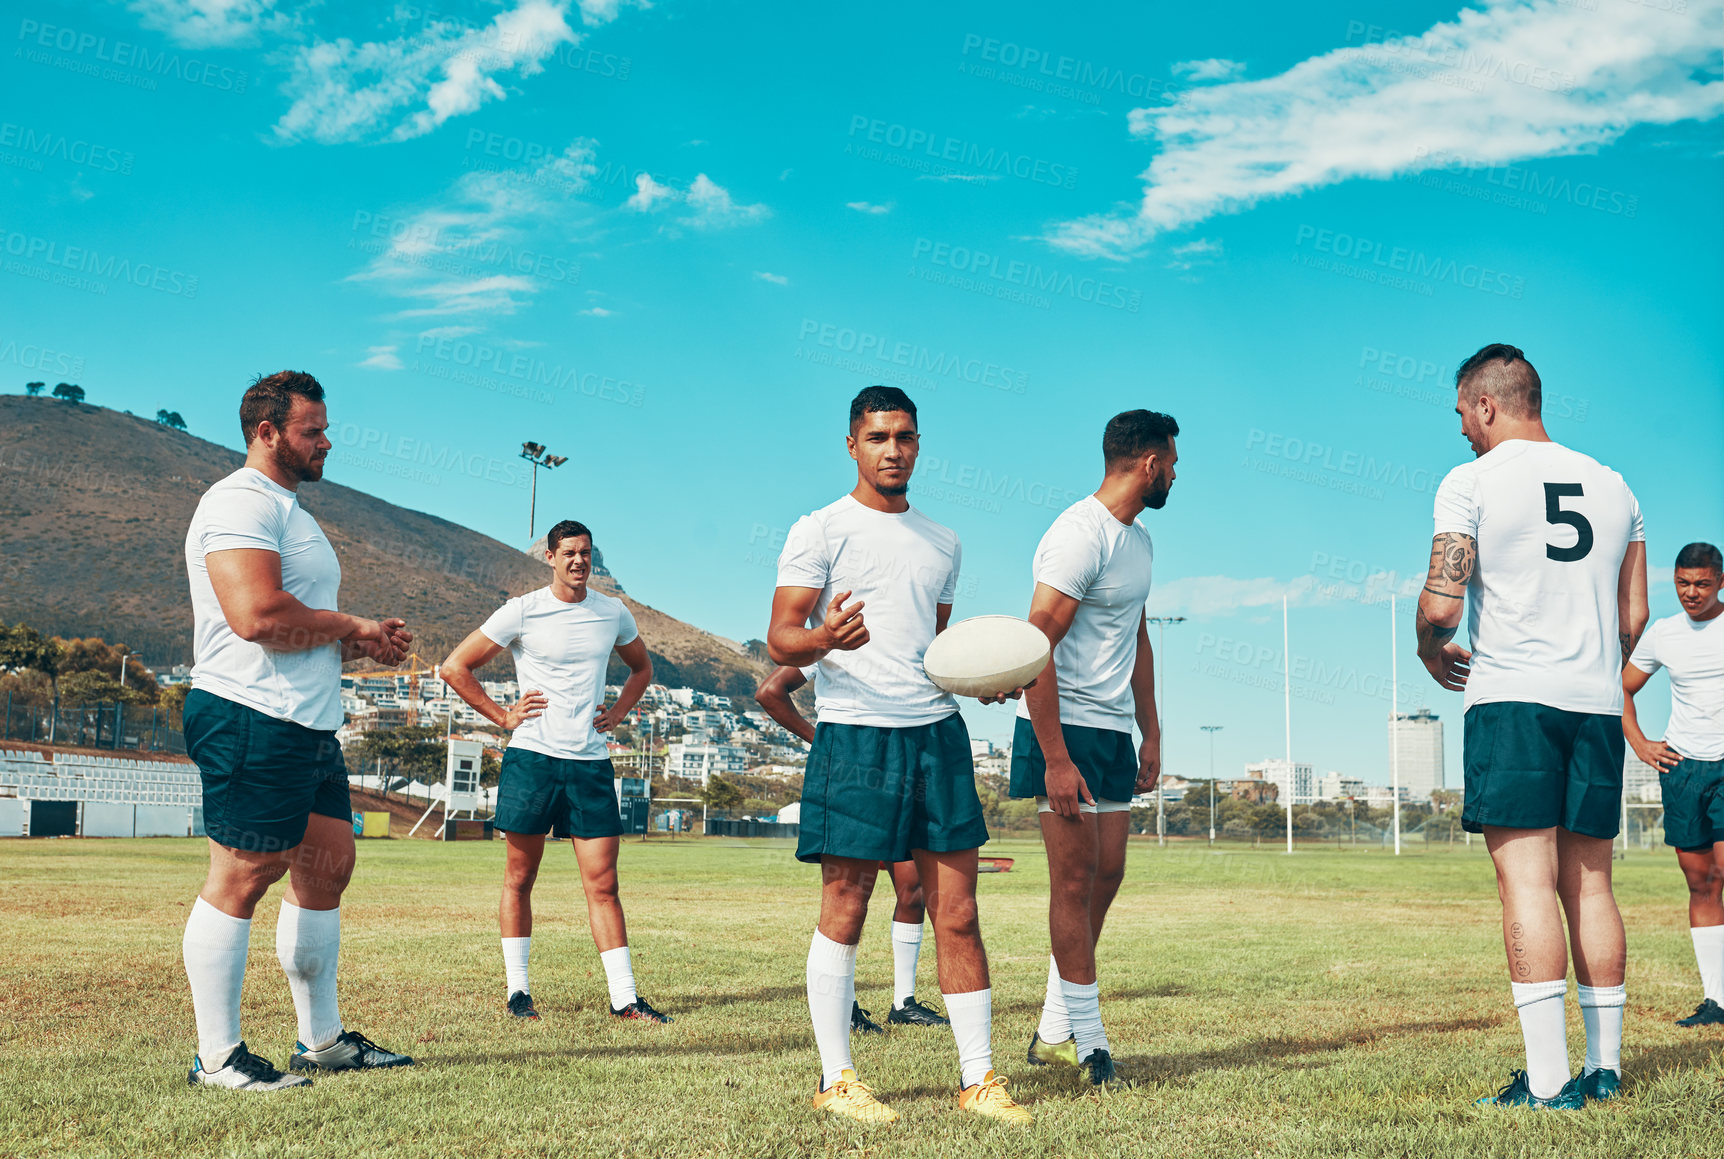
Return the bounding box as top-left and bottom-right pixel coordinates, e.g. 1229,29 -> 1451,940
626,173 -> 678,211
580,306 -> 614,316
1048,1 -> 1724,259
917,172 -> 999,184
357,344 -> 403,370
128,0 -> 287,47
753,271 -> 788,285
1170,58 -> 1246,82
274,0 -> 633,144
625,172 -> 770,228
1165,237 -> 1223,271
684,174 -> 770,227
347,141 -> 597,317
1148,575 -> 1320,619
417,324 -> 481,341
845,200 -> 893,215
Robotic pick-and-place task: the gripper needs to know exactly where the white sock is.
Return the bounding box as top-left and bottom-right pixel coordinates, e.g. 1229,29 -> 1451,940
1577,983 -> 1626,1075
1060,976 -> 1107,1061
1037,954 -> 1071,1043
806,931 -> 857,1087
891,921 -> 923,1008
600,945 -> 636,1010
276,901 -> 343,1051
1692,924 -> 1724,1004
1511,979 -> 1570,1099
502,936 -> 530,998
182,896 -> 250,1067
944,988 -> 993,1089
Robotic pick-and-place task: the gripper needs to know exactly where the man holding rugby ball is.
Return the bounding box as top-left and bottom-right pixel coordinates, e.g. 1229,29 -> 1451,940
767,386 -> 1031,1126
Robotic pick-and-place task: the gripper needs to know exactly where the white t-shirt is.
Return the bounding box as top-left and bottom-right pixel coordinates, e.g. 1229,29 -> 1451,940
1016,496 -> 1152,734
1433,440 -> 1644,715
186,468 -> 344,731
776,495 -> 961,727
1628,613 -> 1724,760
480,587 -> 639,760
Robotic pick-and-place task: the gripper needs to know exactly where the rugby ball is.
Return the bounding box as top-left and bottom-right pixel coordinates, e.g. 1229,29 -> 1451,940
923,615 -> 1050,699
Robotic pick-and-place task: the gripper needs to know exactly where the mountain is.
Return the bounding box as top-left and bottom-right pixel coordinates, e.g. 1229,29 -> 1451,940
0,396 -> 770,700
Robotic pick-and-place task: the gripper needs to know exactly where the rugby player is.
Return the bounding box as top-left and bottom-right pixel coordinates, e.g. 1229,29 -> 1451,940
1623,542 -> 1724,1027
441,520 -> 666,1024
1416,344 -> 1648,1109
1012,409 -> 1178,1086
755,664 -> 950,1032
767,386 -> 1032,1125
182,371 -> 415,1090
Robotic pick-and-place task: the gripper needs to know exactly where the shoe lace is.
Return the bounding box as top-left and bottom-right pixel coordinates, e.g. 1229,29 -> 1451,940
229,1045 -> 282,1083
1495,1070 -> 1527,1100
340,1030 -> 382,1055
976,1075 -> 1015,1104
633,997 -> 664,1018
837,1077 -> 879,1100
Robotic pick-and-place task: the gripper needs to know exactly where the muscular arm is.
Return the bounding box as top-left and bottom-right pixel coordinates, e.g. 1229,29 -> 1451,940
206,548 -> 402,661
1131,611 -> 1161,791
440,630 -> 521,729
1023,584 -> 1082,766
1416,532 -> 1475,690
755,666 -> 814,744
1622,659 -> 1681,771
595,638 -> 653,732
767,586 -> 867,667
1617,540 -> 1649,665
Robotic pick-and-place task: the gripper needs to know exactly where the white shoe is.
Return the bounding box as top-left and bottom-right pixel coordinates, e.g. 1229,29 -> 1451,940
188,1042 -> 312,1091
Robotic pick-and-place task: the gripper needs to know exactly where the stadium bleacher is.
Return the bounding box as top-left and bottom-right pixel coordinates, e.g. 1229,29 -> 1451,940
0,748 -> 201,837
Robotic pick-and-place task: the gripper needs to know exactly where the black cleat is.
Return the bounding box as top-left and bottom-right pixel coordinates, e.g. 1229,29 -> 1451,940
1676,997 -> 1724,1027
612,996 -> 673,1023
850,1001 -> 885,1035
1080,1047 -> 1119,1087
288,1029 -> 414,1072
188,1042 -> 311,1090
507,991 -> 541,1020
886,996 -> 949,1027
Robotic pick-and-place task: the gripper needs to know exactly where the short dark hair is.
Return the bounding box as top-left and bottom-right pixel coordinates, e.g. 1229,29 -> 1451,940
241,371 -> 325,444
849,386 -> 917,433
1103,409 -> 1179,469
1676,542 -> 1723,572
1455,343 -> 1541,419
546,520 -> 593,553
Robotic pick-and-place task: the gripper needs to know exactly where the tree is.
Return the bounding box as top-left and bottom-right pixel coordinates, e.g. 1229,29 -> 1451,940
51,383 -> 85,404
347,724 -> 448,785
52,636 -> 158,703
0,623 -> 62,701
59,669 -> 154,706
700,774 -> 745,815
155,409 -> 187,430
743,639 -> 771,665
160,682 -> 191,728
24,381 -> 44,396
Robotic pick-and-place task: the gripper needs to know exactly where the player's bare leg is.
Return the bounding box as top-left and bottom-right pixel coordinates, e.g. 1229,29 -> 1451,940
1484,827 -> 1575,1101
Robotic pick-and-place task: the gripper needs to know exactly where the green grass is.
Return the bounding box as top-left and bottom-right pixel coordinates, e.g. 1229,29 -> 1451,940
2,835 -> 1721,1158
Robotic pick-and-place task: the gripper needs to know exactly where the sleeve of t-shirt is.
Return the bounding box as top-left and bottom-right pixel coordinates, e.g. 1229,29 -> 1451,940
615,602 -> 640,647
201,485 -> 287,554
939,536 -> 962,604
479,598 -> 523,649
1624,484 -> 1646,543
775,515 -> 830,590
1032,515 -> 1105,601
1431,465 -> 1478,538
1627,621 -> 1661,675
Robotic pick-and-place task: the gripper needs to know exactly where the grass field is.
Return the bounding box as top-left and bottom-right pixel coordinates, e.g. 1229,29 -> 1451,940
3,834 -> 1721,1158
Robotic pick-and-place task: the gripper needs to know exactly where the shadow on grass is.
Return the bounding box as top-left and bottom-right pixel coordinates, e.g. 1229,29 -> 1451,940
1623,1035 -> 1724,1086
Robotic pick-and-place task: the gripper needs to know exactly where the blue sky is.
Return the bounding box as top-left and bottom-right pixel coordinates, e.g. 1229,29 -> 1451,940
4,0 -> 1721,787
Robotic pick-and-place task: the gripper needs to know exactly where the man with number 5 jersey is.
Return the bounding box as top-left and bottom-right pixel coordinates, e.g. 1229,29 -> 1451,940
1415,344 -> 1648,1110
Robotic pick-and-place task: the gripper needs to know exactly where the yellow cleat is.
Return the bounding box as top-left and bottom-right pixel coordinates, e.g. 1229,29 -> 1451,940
1027,1031 -> 1079,1068
812,1069 -> 900,1124
957,1070 -> 1034,1125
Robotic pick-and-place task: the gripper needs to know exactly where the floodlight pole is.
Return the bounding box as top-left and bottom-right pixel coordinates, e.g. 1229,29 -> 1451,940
1391,595 -> 1401,856
519,442 -> 566,545
1146,615 -> 1185,846
1201,725 -> 1222,845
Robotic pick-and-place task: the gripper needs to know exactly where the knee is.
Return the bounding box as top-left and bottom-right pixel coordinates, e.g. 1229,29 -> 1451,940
1095,863 -> 1125,895
503,866 -> 539,895
1685,869 -> 1721,898
926,894 -> 980,941
586,873 -> 620,906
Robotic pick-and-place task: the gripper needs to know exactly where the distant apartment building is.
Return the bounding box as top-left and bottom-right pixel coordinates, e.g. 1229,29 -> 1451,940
664,742 -> 748,784
1390,709 -> 1444,802
1366,785 -> 1409,808
1318,772 -> 1367,801
1623,750 -> 1662,804
1246,759 -> 1314,804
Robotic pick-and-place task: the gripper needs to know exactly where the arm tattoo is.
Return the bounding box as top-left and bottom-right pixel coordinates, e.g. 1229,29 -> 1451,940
1422,585 -> 1463,600
1434,532 -> 1477,586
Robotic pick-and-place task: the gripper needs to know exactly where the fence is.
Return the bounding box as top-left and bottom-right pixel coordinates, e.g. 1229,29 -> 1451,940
0,696 -> 185,755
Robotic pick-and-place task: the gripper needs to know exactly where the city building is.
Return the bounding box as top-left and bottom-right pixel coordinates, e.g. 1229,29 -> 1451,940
663,742 -> 748,784
1390,708 -> 1444,802
1365,785 -> 1409,808
1245,759 -> 1314,804
1624,750 -> 1662,804
1317,772 -> 1367,801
